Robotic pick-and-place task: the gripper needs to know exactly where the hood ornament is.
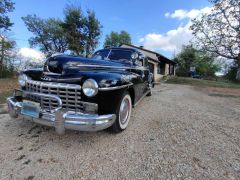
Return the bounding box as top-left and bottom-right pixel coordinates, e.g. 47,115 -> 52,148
41,76 -> 54,81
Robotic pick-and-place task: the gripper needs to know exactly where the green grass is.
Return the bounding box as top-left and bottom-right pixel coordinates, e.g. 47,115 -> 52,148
166,76 -> 240,89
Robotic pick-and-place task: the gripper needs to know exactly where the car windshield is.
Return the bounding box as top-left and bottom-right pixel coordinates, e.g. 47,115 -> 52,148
92,49 -> 133,61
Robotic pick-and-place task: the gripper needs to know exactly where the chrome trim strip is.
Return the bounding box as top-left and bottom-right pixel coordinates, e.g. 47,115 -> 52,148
26,68 -> 43,71
76,64 -> 130,69
133,89 -> 150,107
99,83 -> 133,91
26,79 -> 81,89
50,77 -> 82,81
43,72 -> 62,76
74,64 -> 149,70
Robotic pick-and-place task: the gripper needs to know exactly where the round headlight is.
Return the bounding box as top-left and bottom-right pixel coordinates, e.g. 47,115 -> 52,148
82,79 -> 98,97
18,74 -> 28,87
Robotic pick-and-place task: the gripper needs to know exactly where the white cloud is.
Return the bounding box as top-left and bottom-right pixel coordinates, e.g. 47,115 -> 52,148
164,12 -> 170,17
165,7 -> 212,20
18,48 -> 45,60
16,48 -> 45,70
166,9 -> 188,20
139,6 -> 212,53
140,23 -> 192,52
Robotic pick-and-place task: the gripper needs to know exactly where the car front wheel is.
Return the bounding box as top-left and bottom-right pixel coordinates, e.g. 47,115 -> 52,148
110,92 -> 132,133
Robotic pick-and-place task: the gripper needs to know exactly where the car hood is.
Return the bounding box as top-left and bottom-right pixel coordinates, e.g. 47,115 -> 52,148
44,55 -> 132,74
37,55 -> 135,85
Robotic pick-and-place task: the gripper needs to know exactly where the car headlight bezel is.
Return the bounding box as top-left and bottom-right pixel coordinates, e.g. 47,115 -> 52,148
18,74 -> 28,87
82,79 -> 98,97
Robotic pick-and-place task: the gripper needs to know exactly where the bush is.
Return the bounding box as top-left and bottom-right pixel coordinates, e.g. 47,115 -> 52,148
0,65 -> 14,78
175,68 -> 189,77
224,66 -> 238,82
175,45 -> 220,78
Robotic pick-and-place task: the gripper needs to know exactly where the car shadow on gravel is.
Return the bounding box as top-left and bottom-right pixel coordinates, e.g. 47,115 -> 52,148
1,117 -> 116,159
4,115 -> 118,139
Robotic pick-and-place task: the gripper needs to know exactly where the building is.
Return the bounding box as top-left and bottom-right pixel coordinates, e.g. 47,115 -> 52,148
121,44 -> 176,82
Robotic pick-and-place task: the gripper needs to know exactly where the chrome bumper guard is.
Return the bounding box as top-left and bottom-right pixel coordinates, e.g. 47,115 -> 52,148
7,90 -> 116,134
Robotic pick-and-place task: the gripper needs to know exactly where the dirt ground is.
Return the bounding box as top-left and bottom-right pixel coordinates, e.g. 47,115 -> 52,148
0,84 -> 240,179
200,86 -> 240,97
0,78 -> 18,93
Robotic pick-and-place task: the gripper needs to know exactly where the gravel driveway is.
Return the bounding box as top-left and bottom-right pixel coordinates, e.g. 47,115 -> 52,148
0,84 -> 240,179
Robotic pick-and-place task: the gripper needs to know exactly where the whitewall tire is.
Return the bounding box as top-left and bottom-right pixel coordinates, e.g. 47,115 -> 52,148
110,92 -> 132,132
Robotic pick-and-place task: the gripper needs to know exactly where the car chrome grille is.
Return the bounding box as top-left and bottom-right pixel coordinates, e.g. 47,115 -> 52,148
25,80 -> 83,112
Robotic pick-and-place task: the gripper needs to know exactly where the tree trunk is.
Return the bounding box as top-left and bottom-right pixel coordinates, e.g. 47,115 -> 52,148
0,37 -> 5,78
236,55 -> 240,82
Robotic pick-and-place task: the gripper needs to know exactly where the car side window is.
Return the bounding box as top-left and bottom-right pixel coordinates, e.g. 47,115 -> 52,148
144,57 -> 149,67
135,53 -> 145,67
135,58 -> 143,66
92,50 -> 110,60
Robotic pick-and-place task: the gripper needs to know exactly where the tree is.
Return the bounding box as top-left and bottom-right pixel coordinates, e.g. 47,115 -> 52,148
0,0 -> 15,78
85,10 -> 102,57
61,5 -> 85,56
175,45 -> 220,77
0,34 -> 16,77
22,15 -> 68,57
103,31 -> 131,47
0,0 -> 15,31
190,0 -> 240,81
61,5 -> 102,56
23,5 -> 102,57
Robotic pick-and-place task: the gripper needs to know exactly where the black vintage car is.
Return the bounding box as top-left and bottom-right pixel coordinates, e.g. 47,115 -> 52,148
7,47 -> 154,134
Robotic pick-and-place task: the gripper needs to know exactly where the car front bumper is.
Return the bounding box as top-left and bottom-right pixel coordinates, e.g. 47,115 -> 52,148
7,92 -> 116,134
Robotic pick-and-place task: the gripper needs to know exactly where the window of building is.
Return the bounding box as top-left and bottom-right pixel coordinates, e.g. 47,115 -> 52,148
158,61 -> 166,75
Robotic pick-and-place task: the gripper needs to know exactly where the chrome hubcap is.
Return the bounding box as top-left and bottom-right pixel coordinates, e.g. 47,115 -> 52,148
119,98 -> 130,125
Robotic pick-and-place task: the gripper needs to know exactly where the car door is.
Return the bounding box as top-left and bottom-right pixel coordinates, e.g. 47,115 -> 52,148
142,57 -> 150,94
131,53 -> 149,100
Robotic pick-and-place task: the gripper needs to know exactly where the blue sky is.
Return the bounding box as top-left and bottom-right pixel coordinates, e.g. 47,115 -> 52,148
10,0 -> 211,59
